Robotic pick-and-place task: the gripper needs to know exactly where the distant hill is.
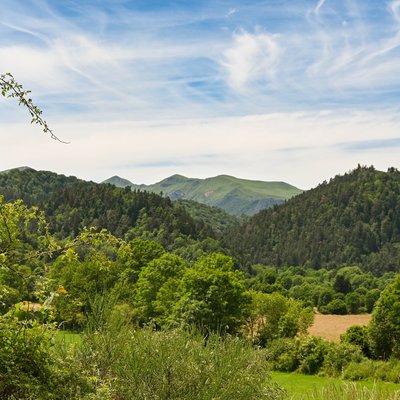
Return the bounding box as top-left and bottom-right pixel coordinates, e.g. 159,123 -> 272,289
224,166 -> 400,274
102,174 -> 302,216
103,175 -> 133,187
0,166 -> 34,174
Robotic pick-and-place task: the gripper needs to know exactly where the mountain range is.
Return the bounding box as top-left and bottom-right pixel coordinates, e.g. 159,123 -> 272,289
102,174 -> 302,216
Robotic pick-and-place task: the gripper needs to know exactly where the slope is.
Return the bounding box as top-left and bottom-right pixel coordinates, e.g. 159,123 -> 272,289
102,175 -> 134,187
0,168 -> 218,246
103,174 -> 302,216
224,166 -> 400,274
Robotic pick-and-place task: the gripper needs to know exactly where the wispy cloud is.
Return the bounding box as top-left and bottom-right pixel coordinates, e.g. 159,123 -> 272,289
1,0 -> 400,187
2,109 -> 400,188
340,137 -> 400,151
220,29 -> 281,92
216,0 -> 400,106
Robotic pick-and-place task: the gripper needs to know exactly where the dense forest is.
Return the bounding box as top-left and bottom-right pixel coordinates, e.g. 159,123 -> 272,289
224,166 -> 400,275
0,168 -> 224,246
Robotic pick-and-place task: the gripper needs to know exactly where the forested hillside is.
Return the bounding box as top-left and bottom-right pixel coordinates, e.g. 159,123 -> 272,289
224,166 -> 400,274
0,168 -> 219,246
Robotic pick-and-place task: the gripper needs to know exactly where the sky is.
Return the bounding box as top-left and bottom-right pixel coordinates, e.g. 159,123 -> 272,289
1,0 -> 400,189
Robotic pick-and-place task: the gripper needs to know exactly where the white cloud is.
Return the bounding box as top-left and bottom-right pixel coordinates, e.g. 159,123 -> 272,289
220,30 -> 281,92
390,0 -> 400,23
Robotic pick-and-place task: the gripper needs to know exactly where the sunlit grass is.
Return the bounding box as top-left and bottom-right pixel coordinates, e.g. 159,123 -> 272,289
272,372 -> 400,400
54,330 -> 82,347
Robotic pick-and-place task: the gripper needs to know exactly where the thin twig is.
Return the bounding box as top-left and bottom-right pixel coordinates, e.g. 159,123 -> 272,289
0,73 -> 69,144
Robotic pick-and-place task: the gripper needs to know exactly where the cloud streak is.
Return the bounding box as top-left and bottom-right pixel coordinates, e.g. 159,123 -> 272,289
1,0 -> 400,188
2,109 -> 400,189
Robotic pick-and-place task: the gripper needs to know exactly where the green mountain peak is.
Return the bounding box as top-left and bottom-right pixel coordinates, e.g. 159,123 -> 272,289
103,173 -> 302,216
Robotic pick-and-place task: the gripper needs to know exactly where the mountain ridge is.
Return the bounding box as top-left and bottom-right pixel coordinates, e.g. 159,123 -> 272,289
102,174 -> 302,216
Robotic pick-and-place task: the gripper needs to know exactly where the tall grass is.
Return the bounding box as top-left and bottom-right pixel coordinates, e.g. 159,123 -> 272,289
307,383 -> 400,400
76,296 -> 286,400
113,328 -> 285,400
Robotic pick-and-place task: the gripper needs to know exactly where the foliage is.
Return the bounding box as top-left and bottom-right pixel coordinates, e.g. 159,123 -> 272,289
115,328 -> 285,400
0,315 -> 55,398
0,314 -> 91,399
322,342 -> 364,376
173,253 -> 251,333
265,336 -> 363,377
78,306 -> 286,400
134,253 -> 186,325
246,264 -> 389,314
0,195 -> 60,314
341,325 -> 371,357
0,168 -> 215,248
320,298 -> 348,314
343,359 -> 400,383
0,72 -> 66,142
369,275 -> 400,359
225,166 -> 400,274
246,291 -> 313,344
177,199 -> 242,235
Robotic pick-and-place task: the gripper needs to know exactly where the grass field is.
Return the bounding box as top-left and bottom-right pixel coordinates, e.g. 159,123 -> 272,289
272,371 -> 400,399
308,314 -> 371,342
54,330 -> 82,347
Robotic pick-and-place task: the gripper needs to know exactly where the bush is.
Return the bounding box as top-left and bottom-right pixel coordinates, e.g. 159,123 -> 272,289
265,336 -> 330,375
266,336 -> 365,378
77,299 -> 287,400
322,342 -> 364,376
343,359 -> 400,383
0,315 -> 91,399
116,329 -> 285,399
296,336 -> 330,375
0,317 -> 53,399
264,338 -> 299,372
320,298 -> 347,314
341,325 -> 371,357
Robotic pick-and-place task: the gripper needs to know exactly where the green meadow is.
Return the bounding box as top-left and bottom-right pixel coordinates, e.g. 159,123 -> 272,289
272,371 -> 400,399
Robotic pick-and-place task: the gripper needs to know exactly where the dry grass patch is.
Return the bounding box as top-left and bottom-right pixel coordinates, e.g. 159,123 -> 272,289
308,314 -> 371,342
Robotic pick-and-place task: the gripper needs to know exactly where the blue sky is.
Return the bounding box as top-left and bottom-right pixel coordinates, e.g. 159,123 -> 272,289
1,0 -> 400,188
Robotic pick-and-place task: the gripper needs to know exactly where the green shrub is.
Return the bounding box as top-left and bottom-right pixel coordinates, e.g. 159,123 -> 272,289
322,342 -> 364,376
116,329 -> 285,400
0,317 -> 54,399
320,298 -> 347,314
341,325 -> 371,357
297,336 -> 330,375
0,315 -> 91,399
265,336 -> 330,375
78,298 -> 287,400
343,359 -> 400,383
264,338 -> 299,372
80,325 -> 286,400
